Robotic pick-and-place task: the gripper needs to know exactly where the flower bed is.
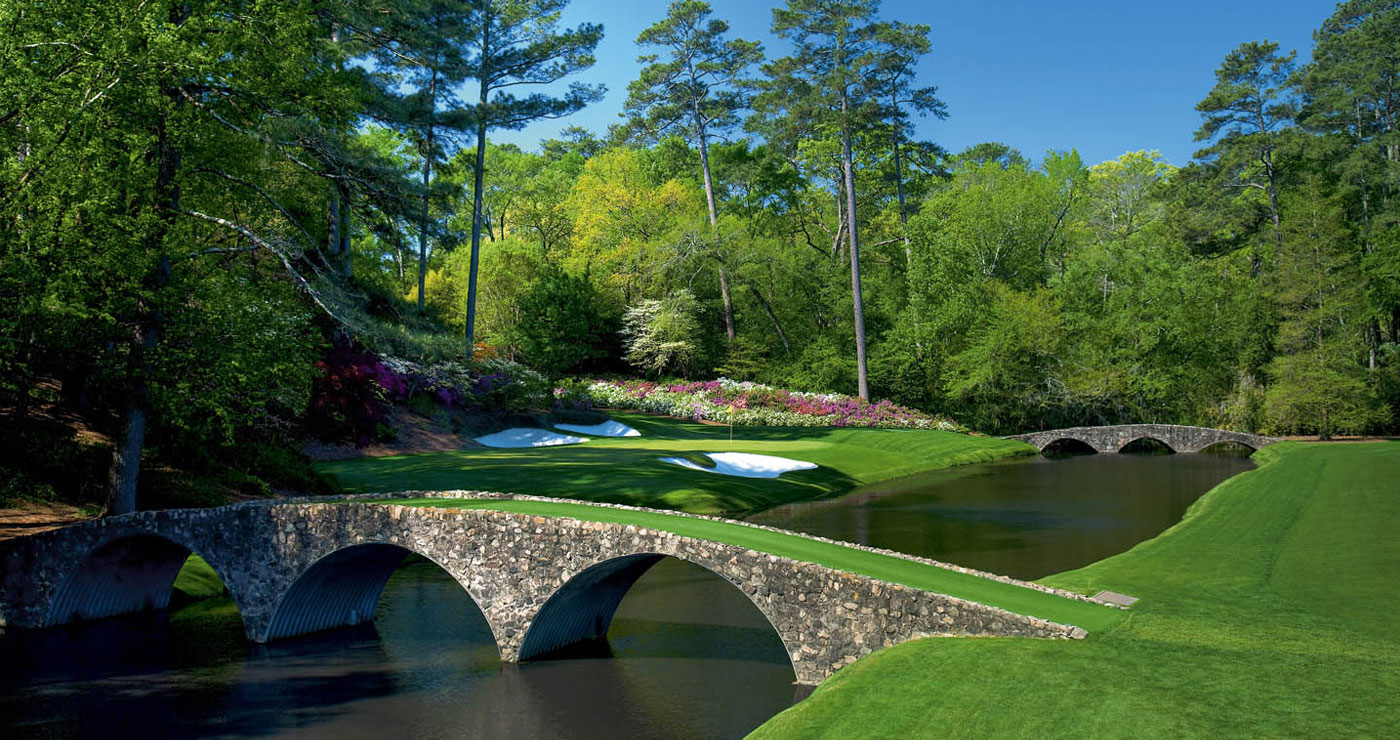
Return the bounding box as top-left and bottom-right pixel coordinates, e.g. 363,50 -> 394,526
569,378 -> 964,431
309,349 -> 550,445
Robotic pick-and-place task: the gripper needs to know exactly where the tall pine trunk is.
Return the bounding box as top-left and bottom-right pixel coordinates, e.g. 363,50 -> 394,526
464,20 -> 492,355
417,126 -> 432,310
108,259 -> 167,515
696,113 -> 736,341
841,105 -> 870,401
891,93 -> 911,266
465,118 -> 487,353
417,70 -> 438,312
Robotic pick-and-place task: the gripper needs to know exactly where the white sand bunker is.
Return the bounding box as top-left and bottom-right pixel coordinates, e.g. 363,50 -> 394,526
475,428 -> 589,448
553,420 -> 641,438
659,452 -> 818,479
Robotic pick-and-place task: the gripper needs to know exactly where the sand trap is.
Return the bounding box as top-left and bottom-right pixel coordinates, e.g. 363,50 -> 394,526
475,428 -> 589,448
658,452 -> 818,479
553,420 -> 641,438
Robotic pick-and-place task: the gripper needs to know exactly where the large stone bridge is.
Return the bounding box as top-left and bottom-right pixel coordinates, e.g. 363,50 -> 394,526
1009,424 -> 1279,455
0,494 -> 1093,685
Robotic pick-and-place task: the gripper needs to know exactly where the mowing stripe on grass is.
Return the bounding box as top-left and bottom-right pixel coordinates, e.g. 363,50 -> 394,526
386,497 -> 1126,633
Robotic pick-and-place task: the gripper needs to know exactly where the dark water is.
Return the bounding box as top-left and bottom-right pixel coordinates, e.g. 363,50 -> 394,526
0,558 -> 798,740
747,451 -> 1256,580
1,451 -> 1253,738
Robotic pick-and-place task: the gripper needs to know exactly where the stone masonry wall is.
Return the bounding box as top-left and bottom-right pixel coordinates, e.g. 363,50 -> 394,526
0,498 -> 1085,685
1011,424 -> 1279,454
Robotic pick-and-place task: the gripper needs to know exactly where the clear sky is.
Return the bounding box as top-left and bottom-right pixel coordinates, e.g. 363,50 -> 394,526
491,0 -> 1340,167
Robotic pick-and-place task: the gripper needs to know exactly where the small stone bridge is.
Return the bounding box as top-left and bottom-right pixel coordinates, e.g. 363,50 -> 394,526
1009,424 -> 1279,455
0,495 -> 1088,685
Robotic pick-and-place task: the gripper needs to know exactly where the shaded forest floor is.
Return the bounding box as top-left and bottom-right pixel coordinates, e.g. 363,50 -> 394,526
0,500 -> 95,542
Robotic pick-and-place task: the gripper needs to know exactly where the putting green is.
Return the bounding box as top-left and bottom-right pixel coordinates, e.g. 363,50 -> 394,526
321,413 -> 1033,515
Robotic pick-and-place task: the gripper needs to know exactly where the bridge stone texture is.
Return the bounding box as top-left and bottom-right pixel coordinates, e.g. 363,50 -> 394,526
0,495 -> 1085,685
1009,424 -> 1279,454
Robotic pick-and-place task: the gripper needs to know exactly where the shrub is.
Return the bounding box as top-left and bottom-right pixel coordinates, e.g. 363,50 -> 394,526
508,268 -> 616,375
306,345 -> 402,446
622,290 -> 702,377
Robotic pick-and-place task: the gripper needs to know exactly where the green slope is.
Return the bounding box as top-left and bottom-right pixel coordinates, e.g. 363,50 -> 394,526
387,497 -> 1125,633
321,413 -> 1031,515
748,442 -> 1400,738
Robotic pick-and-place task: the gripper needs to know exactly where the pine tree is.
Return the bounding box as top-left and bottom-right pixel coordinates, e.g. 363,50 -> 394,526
624,0 -> 763,341
461,0 -> 605,353
755,0 -> 932,400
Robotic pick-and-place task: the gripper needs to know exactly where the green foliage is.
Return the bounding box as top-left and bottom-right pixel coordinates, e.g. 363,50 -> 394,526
942,284 -> 1064,432
1263,185 -> 1388,436
508,268 -> 616,375
4,0 -> 1400,520
713,337 -> 767,380
623,1 -> 762,147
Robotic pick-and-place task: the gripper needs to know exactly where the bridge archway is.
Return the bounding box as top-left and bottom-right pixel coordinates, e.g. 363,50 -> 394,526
1119,437 -> 1177,454
46,534 -> 232,627
1198,440 -> 1258,455
1040,438 -> 1098,457
517,553 -> 796,676
263,543 -> 497,648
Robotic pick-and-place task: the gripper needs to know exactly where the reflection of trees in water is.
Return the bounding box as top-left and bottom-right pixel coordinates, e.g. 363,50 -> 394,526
748,454 -> 1255,580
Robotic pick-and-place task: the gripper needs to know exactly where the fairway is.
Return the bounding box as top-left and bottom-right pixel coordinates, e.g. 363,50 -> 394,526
749,442 -> 1400,738
390,496 -> 1126,633
321,413 -> 1032,515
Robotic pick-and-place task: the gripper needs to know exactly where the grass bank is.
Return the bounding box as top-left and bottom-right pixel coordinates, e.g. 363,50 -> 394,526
749,442 -> 1400,738
390,496 -> 1125,633
320,413 -> 1031,515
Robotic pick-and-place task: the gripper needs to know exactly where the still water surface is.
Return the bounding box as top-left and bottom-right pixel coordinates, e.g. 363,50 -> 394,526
748,452 -> 1256,580
0,558 -> 797,740
0,451 -> 1253,738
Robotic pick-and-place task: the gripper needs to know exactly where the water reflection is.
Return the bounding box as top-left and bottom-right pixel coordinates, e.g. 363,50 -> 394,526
0,558 -> 796,740
1,452 -> 1254,737
747,452 -> 1255,580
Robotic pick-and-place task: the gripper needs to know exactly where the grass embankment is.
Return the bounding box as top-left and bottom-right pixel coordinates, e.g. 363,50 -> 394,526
320,413 -> 1031,516
169,555 -> 242,626
749,442 -> 1400,738
391,497 -> 1124,633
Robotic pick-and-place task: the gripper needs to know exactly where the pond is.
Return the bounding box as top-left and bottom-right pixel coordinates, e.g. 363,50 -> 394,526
0,557 -> 798,740
0,450 -> 1253,739
747,451 -> 1256,580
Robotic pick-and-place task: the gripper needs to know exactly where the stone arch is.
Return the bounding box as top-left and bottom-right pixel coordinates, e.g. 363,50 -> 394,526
517,552 -> 797,676
1118,437 -> 1177,454
1040,437 -> 1098,456
263,542 -> 498,648
45,533 -> 229,627
1198,439 -> 1258,454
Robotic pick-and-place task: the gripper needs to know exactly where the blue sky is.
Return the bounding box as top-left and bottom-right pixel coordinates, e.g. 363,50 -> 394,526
491,0 -> 1338,167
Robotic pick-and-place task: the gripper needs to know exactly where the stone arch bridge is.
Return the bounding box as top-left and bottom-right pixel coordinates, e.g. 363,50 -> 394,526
1009,424 -> 1279,455
0,495 -> 1090,685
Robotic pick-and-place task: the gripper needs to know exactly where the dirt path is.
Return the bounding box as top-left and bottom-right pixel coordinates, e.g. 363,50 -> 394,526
0,501 -> 95,541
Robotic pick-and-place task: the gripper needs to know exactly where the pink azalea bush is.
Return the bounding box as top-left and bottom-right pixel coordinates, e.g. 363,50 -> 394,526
571,378 -> 964,431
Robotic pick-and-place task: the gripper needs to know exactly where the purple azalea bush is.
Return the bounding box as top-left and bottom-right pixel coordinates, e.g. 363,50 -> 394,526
309,351 -> 550,445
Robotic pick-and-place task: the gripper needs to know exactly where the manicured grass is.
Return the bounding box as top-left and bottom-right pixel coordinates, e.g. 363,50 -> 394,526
320,413 -> 1032,515
173,554 -> 225,599
389,497 -> 1125,633
748,442 -> 1400,738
